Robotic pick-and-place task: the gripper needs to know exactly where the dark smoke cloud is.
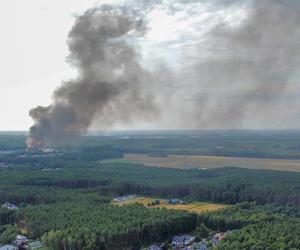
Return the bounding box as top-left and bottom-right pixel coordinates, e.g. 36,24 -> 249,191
27,5 -> 158,148
28,0 -> 300,147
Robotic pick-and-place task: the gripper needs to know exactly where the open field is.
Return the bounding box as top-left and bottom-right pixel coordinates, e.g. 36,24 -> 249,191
122,153 -> 300,172
113,197 -> 229,213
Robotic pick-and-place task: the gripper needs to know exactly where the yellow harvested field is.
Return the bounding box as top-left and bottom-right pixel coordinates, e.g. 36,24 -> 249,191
123,153 -> 300,172
113,197 -> 229,213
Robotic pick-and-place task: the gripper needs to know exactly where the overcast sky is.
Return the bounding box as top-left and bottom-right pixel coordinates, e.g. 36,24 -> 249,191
0,0 -> 118,130
1,0 -> 300,131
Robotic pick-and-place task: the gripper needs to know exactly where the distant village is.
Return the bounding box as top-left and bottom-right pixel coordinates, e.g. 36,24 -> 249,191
142,230 -> 229,250
141,231 -> 229,250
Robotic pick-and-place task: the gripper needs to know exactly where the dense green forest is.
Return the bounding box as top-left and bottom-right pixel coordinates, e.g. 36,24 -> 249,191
209,203 -> 300,249
3,130 -> 300,158
217,220 -> 300,250
24,202 -> 196,249
1,161 -> 299,206
1,132 -> 300,249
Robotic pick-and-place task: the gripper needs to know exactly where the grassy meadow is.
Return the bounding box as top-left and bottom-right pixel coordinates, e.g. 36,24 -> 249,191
113,196 -> 229,213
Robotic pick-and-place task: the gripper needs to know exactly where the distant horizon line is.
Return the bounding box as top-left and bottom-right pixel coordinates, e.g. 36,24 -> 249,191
2,128 -> 300,133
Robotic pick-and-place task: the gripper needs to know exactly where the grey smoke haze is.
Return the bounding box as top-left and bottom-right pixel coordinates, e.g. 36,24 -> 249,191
28,0 -> 300,147
169,0 -> 300,129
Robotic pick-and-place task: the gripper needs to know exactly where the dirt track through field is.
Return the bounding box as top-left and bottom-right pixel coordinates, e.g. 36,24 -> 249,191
123,154 -> 300,172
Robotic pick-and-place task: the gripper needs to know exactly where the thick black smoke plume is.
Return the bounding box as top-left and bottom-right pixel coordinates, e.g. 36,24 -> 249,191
27,5 -> 157,148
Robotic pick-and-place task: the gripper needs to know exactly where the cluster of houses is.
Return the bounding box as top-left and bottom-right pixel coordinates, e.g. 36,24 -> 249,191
144,234 -> 206,250
1,203 -> 18,210
0,235 -> 42,250
172,235 -> 207,249
113,194 -> 137,202
172,235 -> 196,246
144,231 -> 230,250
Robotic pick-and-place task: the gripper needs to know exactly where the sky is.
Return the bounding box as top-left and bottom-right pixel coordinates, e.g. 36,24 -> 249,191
0,0 -> 118,130
1,0 -> 300,132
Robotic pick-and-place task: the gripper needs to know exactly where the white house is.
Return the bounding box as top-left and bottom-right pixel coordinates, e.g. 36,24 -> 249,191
16,235 -> 28,246
1,203 -> 18,210
0,245 -> 18,250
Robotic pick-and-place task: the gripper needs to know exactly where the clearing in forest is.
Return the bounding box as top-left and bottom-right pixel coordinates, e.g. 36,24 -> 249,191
113,196 -> 229,213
